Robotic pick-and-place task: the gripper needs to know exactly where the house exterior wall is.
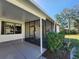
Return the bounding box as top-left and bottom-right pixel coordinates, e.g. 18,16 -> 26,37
0,0 -> 56,44
0,0 -> 39,43
0,19 -> 25,42
55,24 -> 60,33
0,0 -> 26,42
56,25 -> 60,33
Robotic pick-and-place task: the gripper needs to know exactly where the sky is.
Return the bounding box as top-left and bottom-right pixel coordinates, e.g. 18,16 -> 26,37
34,0 -> 79,20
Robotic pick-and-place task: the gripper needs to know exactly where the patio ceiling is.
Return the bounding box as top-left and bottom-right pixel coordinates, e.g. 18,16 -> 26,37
1,0 -> 40,22
21,10 -> 40,22
6,0 -> 47,20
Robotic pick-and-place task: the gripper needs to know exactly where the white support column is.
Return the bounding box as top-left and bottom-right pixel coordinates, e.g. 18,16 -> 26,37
40,18 -> 43,54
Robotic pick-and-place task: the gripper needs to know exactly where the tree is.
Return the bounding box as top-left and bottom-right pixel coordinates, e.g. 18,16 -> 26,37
55,5 -> 79,33
73,6 -> 79,32
74,19 -> 79,32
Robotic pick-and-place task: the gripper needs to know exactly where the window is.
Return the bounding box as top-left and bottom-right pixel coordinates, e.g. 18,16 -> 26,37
1,21 -> 22,34
15,24 -> 22,34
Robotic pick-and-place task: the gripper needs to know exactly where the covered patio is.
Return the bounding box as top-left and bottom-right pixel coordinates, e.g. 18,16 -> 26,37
5,0 -> 55,53
0,0 -> 55,59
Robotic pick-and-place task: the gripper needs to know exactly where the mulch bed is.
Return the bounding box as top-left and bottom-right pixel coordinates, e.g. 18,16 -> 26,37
43,50 -> 70,59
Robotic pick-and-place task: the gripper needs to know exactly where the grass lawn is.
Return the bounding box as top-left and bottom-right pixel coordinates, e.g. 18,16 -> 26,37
65,34 -> 79,47
65,34 -> 79,40
65,34 -> 79,59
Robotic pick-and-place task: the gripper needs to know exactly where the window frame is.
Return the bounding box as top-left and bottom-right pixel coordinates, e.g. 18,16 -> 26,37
1,21 -> 22,35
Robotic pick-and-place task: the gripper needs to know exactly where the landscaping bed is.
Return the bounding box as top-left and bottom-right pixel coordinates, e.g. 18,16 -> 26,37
43,49 -> 70,59
44,31 -> 79,59
43,32 -> 71,59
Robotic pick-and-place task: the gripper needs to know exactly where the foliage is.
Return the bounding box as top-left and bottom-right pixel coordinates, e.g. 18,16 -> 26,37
74,19 -> 79,33
47,32 -> 64,52
73,6 -> 79,33
59,31 -> 72,51
55,9 -> 73,28
62,39 -> 72,52
47,32 -> 73,59
66,39 -> 79,47
64,30 -> 78,34
55,5 -> 79,33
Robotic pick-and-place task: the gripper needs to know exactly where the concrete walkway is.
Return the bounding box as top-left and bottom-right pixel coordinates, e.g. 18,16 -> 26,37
0,40 -> 46,59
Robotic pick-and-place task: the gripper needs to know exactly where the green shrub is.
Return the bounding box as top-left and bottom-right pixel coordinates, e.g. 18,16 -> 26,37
64,30 -> 78,34
47,32 -> 64,52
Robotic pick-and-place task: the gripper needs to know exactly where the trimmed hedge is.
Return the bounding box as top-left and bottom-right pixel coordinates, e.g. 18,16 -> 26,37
47,32 -> 64,52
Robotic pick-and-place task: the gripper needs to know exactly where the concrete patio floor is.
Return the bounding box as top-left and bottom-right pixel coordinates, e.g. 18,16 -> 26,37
0,40 -> 46,59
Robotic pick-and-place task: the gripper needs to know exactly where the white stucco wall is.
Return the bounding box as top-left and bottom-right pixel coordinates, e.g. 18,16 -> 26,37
56,25 -> 60,33
0,19 -> 25,42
